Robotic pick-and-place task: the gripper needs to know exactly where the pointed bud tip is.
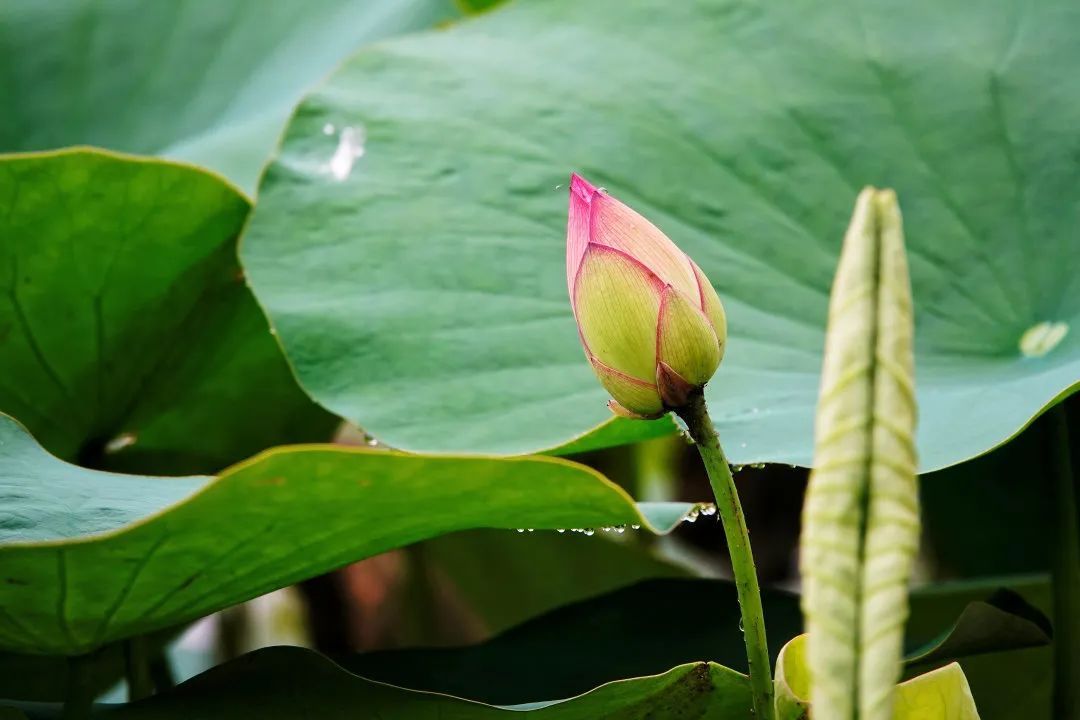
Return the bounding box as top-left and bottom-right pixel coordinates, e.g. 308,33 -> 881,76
570,173 -> 596,202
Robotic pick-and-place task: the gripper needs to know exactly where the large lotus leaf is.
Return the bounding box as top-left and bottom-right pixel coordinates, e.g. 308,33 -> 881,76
0,0 -> 461,194
244,0 -> 1080,470
0,149 -> 336,474
6,648 -> 753,720
0,413 -> 697,655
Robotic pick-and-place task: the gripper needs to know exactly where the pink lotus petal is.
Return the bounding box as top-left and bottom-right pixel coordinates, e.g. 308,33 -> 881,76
587,190 -> 698,298
566,173 -> 596,296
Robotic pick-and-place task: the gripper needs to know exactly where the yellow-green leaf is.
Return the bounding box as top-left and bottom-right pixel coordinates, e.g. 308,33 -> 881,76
893,663 -> 981,720
776,635 -> 982,720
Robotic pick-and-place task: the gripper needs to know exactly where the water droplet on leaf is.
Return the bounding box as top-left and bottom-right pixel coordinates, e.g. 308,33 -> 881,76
1020,320 -> 1069,357
327,125 -> 366,181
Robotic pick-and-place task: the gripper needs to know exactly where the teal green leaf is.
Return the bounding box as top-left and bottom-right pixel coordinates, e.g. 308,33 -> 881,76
905,589 -> 1051,667
0,0 -> 461,194
0,414 -> 697,655
243,0 -> 1080,470
776,635 -> 982,720
0,149 -> 335,474
799,189 -> 918,719
7,648 -> 752,719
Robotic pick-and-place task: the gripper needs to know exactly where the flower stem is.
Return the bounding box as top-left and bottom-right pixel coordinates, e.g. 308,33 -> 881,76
62,651 -> 98,720
124,635 -> 155,701
675,392 -> 774,720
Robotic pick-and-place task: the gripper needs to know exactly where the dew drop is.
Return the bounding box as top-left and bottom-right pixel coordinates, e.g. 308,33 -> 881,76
516,528 -> 526,533
738,617 -> 745,633
615,526 -> 626,534
554,184 -> 563,190
322,122 -> 335,135
584,529 -> 595,536
1020,321 -> 1068,358
700,504 -> 717,517
557,528 -> 566,533
631,524 -> 641,530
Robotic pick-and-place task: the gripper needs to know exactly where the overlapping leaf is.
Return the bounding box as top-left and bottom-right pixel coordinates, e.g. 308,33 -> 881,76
0,149 -> 335,474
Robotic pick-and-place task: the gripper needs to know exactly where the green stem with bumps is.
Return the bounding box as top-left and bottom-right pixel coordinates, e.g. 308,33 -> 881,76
124,636 -> 154,701
62,652 -> 98,720
676,392 -> 774,720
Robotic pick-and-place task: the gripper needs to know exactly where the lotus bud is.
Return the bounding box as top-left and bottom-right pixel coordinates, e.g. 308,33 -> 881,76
566,173 -> 727,418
